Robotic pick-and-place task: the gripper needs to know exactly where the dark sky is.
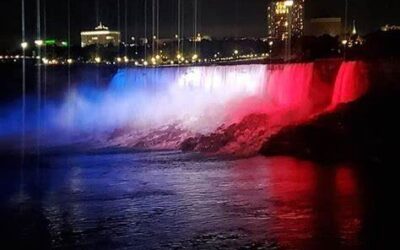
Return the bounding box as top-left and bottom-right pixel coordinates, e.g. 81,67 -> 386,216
0,0 -> 399,52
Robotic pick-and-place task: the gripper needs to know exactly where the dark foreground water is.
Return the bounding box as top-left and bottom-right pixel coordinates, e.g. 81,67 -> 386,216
0,151 -> 386,249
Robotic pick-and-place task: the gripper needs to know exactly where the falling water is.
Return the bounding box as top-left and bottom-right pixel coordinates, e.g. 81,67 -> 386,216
1,61 -> 369,152
331,61 -> 369,107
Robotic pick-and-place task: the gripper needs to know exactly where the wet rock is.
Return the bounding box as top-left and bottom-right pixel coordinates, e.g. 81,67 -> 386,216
180,114 -> 271,156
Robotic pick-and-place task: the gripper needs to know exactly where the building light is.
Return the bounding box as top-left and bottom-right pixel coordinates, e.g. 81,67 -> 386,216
67,58 -> 73,64
116,57 -> 122,63
42,58 -> 49,64
233,50 -> 239,55
284,1 -> 294,7
143,61 -> 148,66
95,57 -> 101,63
34,40 -> 44,47
21,42 -> 28,50
192,54 -> 198,60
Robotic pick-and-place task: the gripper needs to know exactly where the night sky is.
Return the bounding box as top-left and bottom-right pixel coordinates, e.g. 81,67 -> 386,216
0,0 -> 399,52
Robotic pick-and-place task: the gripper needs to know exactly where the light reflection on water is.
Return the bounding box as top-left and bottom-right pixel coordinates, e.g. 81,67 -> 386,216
0,152 -> 379,249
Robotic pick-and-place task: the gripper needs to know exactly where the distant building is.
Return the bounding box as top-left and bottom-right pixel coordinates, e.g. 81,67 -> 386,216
80,23 -> 121,48
305,18 -> 342,37
267,0 -> 305,41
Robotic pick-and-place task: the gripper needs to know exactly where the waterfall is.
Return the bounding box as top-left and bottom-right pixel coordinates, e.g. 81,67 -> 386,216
331,61 -> 369,107
0,61 -> 370,151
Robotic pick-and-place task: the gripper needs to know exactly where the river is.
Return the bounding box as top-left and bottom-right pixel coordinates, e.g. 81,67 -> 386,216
0,151 -> 386,249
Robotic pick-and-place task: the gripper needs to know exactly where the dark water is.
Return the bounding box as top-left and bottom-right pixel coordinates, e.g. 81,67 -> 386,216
0,152 -> 386,249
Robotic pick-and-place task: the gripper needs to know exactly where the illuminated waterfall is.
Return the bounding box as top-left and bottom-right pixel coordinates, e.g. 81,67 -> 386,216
0,61 -> 369,150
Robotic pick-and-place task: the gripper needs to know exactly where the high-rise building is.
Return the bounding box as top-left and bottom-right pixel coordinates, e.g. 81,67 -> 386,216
267,0 -> 305,41
81,23 -> 121,48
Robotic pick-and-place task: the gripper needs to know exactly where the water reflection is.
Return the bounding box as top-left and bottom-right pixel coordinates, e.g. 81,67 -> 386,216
0,153 -> 381,249
230,157 -> 363,250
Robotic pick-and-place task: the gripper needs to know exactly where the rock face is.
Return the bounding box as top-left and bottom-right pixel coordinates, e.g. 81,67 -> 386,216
260,87 -> 399,162
106,123 -> 196,150
180,114 -> 272,157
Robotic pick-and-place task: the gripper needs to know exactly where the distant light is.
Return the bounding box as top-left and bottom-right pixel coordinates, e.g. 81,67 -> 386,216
124,56 -> 129,63
341,39 -> 348,45
143,61 -> 148,66
42,58 -> 49,64
176,53 -> 182,59
175,34 -> 179,39
21,42 -> 28,50
95,57 -> 101,63
134,61 -> 139,66
67,58 -> 73,64
284,0 -> 294,7
116,57 -> 122,63
151,57 -> 157,64
170,60 -> 174,65
234,50 -> 239,55
192,54 -> 198,60
34,40 -> 44,47
153,35 -> 157,40
155,55 -> 161,60
269,41 -> 274,46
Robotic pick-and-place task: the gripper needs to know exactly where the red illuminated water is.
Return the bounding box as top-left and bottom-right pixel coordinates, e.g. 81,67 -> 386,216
331,61 -> 369,107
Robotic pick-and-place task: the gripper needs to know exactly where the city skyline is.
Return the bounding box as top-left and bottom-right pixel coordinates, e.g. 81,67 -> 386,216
0,0 -> 399,51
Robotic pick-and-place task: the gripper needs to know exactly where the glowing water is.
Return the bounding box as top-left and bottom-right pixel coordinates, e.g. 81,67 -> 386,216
331,61 -> 369,107
0,61 -> 369,150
